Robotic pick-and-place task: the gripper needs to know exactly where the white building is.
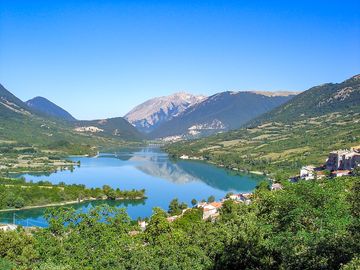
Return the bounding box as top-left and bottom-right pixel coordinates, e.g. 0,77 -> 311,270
138,220 -> 147,231
300,165 -> 316,180
198,202 -> 223,220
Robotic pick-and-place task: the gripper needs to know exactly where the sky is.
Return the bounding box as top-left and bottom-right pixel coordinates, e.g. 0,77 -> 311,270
0,0 -> 359,120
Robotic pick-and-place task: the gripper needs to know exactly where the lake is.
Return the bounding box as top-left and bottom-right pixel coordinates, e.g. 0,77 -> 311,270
0,147 -> 265,227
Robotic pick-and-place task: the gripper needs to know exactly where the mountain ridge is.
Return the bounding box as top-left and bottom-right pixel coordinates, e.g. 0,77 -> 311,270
124,92 -> 206,133
247,74 -> 360,126
26,96 -> 77,121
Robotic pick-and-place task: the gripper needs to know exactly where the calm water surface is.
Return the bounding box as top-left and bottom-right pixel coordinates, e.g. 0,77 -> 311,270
0,147 -> 265,227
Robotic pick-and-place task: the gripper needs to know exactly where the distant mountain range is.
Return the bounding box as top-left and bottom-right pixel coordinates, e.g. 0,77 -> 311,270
0,83 -> 300,143
147,91 -> 297,139
124,92 -> 206,133
26,96 -> 76,121
9,75 -> 359,144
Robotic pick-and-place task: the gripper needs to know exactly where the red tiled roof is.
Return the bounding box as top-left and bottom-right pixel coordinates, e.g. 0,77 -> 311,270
210,202 -> 222,208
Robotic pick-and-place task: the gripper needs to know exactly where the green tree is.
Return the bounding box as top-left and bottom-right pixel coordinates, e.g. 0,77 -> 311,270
191,198 -> 197,207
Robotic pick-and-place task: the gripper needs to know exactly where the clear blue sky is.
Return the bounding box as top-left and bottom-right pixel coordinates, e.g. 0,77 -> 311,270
0,0 -> 359,120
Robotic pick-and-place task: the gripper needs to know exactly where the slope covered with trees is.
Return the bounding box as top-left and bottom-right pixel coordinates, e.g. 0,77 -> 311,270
0,176 -> 359,269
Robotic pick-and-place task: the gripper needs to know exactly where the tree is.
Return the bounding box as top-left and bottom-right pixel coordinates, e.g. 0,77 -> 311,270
168,198 -> 181,215
207,195 -> 215,203
191,198 -> 197,207
353,166 -> 360,176
145,207 -> 172,244
13,196 -> 25,208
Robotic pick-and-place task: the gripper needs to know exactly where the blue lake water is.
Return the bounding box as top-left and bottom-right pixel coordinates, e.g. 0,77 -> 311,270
0,147 -> 265,227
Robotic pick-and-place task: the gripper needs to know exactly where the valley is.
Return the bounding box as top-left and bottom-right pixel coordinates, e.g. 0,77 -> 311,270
1,76 -> 360,270
1,1 -> 359,269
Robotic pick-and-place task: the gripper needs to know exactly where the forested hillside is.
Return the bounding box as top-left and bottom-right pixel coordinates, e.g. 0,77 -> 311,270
0,176 -> 359,269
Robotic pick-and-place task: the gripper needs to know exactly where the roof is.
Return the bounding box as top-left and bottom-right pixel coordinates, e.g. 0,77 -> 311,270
210,202 -> 222,208
203,205 -> 216,211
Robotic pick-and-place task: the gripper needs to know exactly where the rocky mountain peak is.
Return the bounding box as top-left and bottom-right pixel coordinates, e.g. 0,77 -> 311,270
124,92 -> 206,133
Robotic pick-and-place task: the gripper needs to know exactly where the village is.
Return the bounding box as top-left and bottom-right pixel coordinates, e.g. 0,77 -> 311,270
295,147 -> 360,181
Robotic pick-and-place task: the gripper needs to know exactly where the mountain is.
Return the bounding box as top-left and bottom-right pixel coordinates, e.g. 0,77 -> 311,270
248,74 -> 360,125
26,96 -> 76,121
149,91 -> 297,139
165,75 -> 360,176
74,117 -> 143,141
124,92 -> 206,133
0,83 -> 32,117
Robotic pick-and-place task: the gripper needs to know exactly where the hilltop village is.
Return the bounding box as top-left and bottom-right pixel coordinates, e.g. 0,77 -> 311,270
297,147 -> 360,181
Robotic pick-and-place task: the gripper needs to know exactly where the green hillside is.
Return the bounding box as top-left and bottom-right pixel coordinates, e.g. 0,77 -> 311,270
0,84 -> 142,155
75,117 -> 143,141
165,75 -> 360,178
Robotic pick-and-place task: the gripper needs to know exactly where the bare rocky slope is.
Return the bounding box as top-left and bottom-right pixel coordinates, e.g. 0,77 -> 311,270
124,92 -> 206,133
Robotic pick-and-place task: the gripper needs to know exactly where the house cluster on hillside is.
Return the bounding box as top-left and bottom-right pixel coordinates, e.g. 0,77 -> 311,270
197,201 -> 223,220
197,192 -> 259,220
296,148 -> 360,181
137,186 -> 285,231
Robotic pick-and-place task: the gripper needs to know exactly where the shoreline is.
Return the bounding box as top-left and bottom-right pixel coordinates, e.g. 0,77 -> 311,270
0,196 -> 146,213
179,157 -> 269,178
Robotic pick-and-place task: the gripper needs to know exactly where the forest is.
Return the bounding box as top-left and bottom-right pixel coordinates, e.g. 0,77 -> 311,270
0,177 -> 146,210
0,176 -> 359,270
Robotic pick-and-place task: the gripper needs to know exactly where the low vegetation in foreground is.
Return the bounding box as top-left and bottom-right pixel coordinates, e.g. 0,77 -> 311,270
0,177 -> 146,210
0,176 -> 359,269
